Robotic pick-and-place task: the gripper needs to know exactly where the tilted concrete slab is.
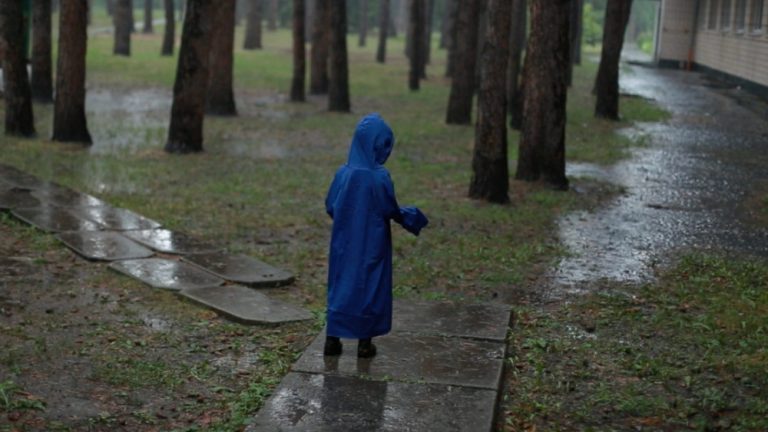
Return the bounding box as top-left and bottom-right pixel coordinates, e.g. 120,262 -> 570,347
246,372 -> 497,432
56,231 -> 154,262
11,206 -> 103,233
108,258 -> 224,291
293,332 -> 505,390
122,229 -> 222,255
181,253 -> 295,287
70,206 -> 162,231
0,188 -> 42,210
0,165 -> 46,189
31,185 -> 108,209
392,300 -> 512,341
179,285 -> 313,324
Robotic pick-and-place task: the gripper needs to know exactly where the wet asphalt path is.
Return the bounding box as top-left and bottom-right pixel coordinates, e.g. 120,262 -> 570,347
551,63 -> 768,295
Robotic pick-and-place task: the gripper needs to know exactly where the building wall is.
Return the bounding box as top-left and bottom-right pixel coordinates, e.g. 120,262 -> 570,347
658,0 -> 697,64
693,0 -> 768,87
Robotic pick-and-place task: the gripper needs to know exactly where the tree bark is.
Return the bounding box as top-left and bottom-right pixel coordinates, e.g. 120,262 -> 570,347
327,0 -> 349,112
244,0 -> 263,49
443,0 -> 458,77
309,0 -> 329,94
376,0 -> 389,63
594,0 -> 632,120
1,0 -> 36,137
358,0 -> 367,47
31,0 -> 54,102
114,0 -> 132,55
470,0 -> 511,203
267,0 -> 277,30
516,0 -> 570,190
423,0 -> 434,65
290,0 -> 306,101
507,0 -> 526,129
408,0 -> 423,90
207,0 -> 237,115
445,0 -> 480,125
53,0 -> 91,144
143,0 -> 153,33
166,0 -> 215,153
162,0 -> 175,55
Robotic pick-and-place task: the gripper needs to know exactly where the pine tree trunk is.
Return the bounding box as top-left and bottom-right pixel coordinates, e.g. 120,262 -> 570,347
376,0 -> 389,63
53,0 -> 91,144
444,0 -> 458,77
516,0 -> 570,190
327,0 -> 349,112
31,0 -> 54,103
507,0 -> 526,129
470,0 -> 511,203
244,0 -> 263,49
594,0 -> 632,120
358,0 -> 368,47
114,0 -> 132,55
166,0 -> 215,153
408,0 -> 423,90
143,0 -> 153,33
161,0 -> 175,55
309,0 -> 329,94
267,0 -> 277,30
445,0 -> 480,125
1,0 -> 36,137
207,0 -> 237,115
290,0 -> 306,101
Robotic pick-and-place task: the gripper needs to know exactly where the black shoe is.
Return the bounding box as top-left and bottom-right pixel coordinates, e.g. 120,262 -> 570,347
324,336 -> 342,356
357,338 -> 377,358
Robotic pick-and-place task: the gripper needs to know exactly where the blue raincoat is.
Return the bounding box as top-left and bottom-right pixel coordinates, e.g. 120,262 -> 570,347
325,114 -> 428,339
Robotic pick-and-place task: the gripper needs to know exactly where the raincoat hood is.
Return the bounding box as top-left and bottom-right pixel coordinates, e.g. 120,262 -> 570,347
347,113 -> 394,168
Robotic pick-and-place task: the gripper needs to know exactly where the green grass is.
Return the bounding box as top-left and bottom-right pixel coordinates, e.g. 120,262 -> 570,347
504,254 -> 768,431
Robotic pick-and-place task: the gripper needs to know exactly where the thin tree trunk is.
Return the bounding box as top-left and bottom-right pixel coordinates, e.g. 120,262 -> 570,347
423,0 -> 434,64
327,0 -> 349,112
470,0 -> 511,203
143,0 -> 153,33
408,0 -> 423,90
507,0 -> 526,129
53,0 -> 91,144
267,0 -> 277,30
1,0 -> 36,136
594,0 -> 632,119
309,0 -> 329,94
376,0 -> 389,63
207,0 -> 237,115
444,0 -> 458,77
114,0 -> 132,55
358,0 -> 368,47
162,0 -> 175,55
290,0 -> 306,101
31,0 -> 54,103
445,0 -> 480,125
166,0 -> 215,153
244,0 -> 263,49
516,0 -> 570,190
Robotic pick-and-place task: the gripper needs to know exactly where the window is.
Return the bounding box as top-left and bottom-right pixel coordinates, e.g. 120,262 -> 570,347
699,0 -> 709,28
709,0 -> 720,29
750,0 -> 765,32
735,0 -> 747,30
722,0 -> 733,29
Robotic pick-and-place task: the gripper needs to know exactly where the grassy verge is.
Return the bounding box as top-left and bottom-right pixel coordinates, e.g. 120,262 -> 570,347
503,254 -> 768,431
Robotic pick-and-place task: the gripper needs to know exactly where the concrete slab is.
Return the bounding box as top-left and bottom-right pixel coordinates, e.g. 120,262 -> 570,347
71,206 -> 162,231
11,206 -> 103,233
56,231 -> 154,261
0,165 -> 45,189
108,258 -> 224,291
181,253 -> 294,287
122,229 -> 222,255
0,188 -> 42,210
31,185 -> 107,208
293,332 -> 505,390
392,300 -> 512,341
246,372 -> 497,432
179,285 -> 313,324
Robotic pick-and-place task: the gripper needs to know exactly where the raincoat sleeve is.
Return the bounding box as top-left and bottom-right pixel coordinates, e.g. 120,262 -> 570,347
377,170 -> 429,236
325,171 -> 341,219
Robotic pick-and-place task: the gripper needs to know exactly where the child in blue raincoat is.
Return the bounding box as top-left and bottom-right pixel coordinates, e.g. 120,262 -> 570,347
324,113 -> 428,358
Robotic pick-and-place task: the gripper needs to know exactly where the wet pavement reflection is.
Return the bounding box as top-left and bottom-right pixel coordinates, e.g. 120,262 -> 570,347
122,228 -> 222,255
181,253 -> 295,287
11,206 -> 104,233
108,258 -> 225,291
180,285 -> 313,324
552,64 -> 768,294
56,231 -> 154,261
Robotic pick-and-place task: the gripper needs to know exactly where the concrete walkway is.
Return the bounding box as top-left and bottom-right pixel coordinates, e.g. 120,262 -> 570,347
246,300 -> 512,432
0,164 -> 309,324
